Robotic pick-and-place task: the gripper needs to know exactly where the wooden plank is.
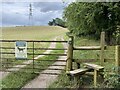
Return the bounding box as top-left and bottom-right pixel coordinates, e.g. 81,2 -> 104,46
84,63 -> 104,70
67,68 -> 90,76
74,46 -> 101,50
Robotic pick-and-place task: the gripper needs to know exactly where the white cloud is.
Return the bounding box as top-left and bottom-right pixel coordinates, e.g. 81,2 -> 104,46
1,2 -> 64,26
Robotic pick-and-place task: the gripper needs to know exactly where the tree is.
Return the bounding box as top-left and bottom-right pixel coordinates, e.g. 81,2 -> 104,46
48,18 -> 66,28
48,21 -> 53,26
63,2 -> 120,45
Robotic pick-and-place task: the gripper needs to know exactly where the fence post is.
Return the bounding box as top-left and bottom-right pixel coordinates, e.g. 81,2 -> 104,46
66,36 -> 74,72
33,42 -> 35,73
115,45 -> 120,81
100,32 -> 105,65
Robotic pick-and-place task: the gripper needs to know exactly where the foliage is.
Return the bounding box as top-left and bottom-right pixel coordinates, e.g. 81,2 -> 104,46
63,2 -> 120,44
48,18 -> 66,28
100,66 -> 120,88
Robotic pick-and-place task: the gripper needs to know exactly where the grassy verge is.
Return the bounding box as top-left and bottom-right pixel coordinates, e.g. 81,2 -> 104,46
2,41 -> 64,89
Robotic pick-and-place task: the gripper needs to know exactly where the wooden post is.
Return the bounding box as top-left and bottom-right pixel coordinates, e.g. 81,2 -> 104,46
115,45 -> 120,81
66,36 -> 73,72
100,32 -> 105,65
94,70 -> 97,87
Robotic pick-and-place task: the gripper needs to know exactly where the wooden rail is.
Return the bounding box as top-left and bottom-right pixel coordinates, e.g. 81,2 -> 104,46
1,52 -> 67,56
74,46 -> 101,50
0,40 -> 67,43
0,47 -> 67,50
1,58 -> 66,61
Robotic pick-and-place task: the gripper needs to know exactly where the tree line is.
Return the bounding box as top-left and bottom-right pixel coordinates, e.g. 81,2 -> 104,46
63,2 -> 120,45
48,2 -> 120,45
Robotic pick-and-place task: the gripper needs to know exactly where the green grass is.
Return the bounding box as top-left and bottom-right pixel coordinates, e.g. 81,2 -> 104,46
2,41 -> 65,89
2,26 -> 68,40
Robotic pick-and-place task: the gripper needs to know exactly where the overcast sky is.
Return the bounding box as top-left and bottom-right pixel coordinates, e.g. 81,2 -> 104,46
1,0 -> 74,27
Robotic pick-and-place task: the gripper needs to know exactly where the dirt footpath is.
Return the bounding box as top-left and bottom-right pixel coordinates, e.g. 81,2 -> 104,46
22,38 -> 67,88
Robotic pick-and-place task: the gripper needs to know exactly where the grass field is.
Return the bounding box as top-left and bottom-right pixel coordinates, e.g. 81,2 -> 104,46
2,26 -> 68,40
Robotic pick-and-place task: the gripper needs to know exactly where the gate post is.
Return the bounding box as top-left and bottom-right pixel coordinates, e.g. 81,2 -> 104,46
100,32 -> 105,65
33,41 -> 35,73
66,36 -> 74,72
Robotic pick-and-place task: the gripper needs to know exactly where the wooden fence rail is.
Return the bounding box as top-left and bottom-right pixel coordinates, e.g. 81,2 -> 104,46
74,46 -> 101,50
0,40 -> 67,43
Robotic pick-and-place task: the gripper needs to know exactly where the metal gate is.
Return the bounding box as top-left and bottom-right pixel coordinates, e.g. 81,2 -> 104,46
0,39 -> 67,74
